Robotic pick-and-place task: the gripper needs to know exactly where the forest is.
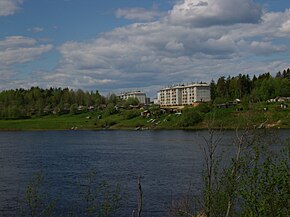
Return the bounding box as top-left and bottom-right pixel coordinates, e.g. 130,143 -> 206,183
210,68 -> 290,102
0,88 -> 107,119
0,68 -> 289,120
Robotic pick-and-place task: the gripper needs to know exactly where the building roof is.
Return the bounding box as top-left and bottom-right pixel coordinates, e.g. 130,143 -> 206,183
160,83 -> 209,91
119,90 -> 146,96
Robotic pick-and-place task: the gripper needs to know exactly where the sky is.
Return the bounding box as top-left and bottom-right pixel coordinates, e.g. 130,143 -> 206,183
1,0 -> 290,97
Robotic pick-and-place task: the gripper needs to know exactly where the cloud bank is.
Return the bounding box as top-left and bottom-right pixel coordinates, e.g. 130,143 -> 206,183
0,36 -> 53,66
167,0 -> 262,27
0,0 -> 23,16
1,0 -> 290,96
115,7 -> 164,21
0,36 -> 53,89
48,0 -> 289,93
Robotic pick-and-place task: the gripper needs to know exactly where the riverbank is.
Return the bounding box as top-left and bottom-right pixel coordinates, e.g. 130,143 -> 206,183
1,102 -> 289,131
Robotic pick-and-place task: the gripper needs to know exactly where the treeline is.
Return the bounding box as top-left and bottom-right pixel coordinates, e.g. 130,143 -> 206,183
1,68 -> 290,119
0,86 -> 140,119
210,68 -> 290,103
0,87 -> 108,119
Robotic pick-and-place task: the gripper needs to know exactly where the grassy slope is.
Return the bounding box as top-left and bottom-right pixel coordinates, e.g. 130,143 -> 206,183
0,102 -> 289,130
0,113 -> 97,130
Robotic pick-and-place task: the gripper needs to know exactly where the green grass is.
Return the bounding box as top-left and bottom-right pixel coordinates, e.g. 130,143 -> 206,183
201,102 -> 290,129
0,113 -> 98,130
0,102 -> 289,130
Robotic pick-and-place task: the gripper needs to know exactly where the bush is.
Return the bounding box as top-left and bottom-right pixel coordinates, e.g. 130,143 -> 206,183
179,107 -> 203,127
237,144 -> 289,216
104,103 -> 118,116
170,130 -> 289,217
195,103 -> 212,114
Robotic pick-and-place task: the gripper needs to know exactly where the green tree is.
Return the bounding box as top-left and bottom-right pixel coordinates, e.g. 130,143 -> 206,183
70,103 -> 78,114
210,80 -> 217,101
179,107 -> 203,127
280,78 -> 290,96
124,97 -> 139,107
216,76 -> 227,99
106,94 -> 119,105
105,103 -> 117,116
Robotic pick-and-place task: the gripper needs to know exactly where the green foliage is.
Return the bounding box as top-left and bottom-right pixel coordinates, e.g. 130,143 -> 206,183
0,87 -> 104,119
121,109 -> 140,120
179,107 -> 203,127
195,103 -> 212,114
199,130 -> 290,217
210,68 -> 290,103
241,95 -> 249,111
104,103 -> 118,116
237,144 -> 289,217
170,130 -> 289,217
106,94 -> 119,106
213,97 -> 227,104
124,97 -> 139,107
178,104 -> 212,127
19,173 -> 56,217
70,104 -> 78,114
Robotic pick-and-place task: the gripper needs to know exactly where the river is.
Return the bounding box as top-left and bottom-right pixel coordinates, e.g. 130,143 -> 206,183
0,129 -> 288,217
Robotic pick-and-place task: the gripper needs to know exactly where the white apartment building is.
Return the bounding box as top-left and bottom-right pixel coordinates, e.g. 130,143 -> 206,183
157,83 -> 211,106
119,91 -> 147,104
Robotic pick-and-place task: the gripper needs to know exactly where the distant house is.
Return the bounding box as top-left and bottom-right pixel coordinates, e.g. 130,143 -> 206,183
267,97 -> 290,103
216,103 -> 228,109
277,97 -> 290,102
267,98 -> 276,103
141,110 -> 151,117
235,98 -> 241,103
280,103 -> 288,109
78,105 -> 85,111
88,106 -> 95,111
119,91 -> 148,104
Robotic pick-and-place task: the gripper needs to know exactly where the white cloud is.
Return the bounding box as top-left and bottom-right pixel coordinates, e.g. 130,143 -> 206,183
115,7 -> 164,21
2,0 -> 290,93
27,27 -> 44,33
165,40 -> 184,51
279,9 -> 290,34
0,45 -> 53,65
167,0 -> 262,27
0,36 -> 36,49
250,41 -> 288,55
280,20 -> 290,33
45,0 -> 290,93
0,0 -> 23,16
0,36 -> 53,66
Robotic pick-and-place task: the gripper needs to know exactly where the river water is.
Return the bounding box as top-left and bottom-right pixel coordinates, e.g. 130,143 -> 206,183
0,130 -> 288,216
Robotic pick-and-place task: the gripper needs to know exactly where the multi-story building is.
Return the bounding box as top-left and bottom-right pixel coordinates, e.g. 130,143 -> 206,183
157,83 -> 211,106
119,91 -> 147,104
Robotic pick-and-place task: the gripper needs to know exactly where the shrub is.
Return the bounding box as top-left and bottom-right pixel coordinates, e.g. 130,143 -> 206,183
195,103 -> 212,114
179,107 -> 203,127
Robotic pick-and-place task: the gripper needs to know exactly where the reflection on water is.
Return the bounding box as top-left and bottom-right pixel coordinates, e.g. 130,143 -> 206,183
0,129 -> 288,217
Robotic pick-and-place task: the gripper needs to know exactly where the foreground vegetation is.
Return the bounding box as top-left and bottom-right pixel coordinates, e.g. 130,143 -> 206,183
169,129 -> 289,217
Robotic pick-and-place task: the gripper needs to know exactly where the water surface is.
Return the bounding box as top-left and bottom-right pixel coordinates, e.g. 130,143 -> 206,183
0,130 -> 288,216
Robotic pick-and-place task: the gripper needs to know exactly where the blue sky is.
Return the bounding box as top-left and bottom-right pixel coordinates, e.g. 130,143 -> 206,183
1,0 -> 290,97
